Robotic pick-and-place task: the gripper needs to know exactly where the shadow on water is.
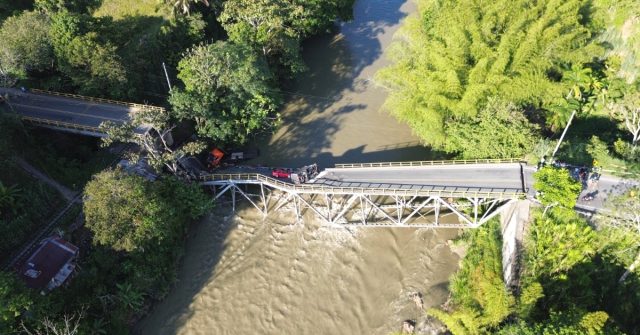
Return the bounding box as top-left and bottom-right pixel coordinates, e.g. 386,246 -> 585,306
134,200 -> 253,334
254,0 -> 418,167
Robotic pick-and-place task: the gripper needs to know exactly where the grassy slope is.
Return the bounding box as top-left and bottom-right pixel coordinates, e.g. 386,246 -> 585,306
92,0 -> 171,19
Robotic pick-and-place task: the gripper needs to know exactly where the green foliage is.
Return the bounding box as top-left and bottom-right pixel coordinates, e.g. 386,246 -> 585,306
613,138 -> 640,161
428,219 -> 514,334
377,0 -> 603,147
498,310 -> 621,335
0,181 -> 21,216
0,11 -> 53,82
83,169 -> 211,252
533,167 -> 582,208
525,209 -> 597,278
444,99 -> 539,159
219,0 -> 354,74
0,271 -> 33,333
516,281 -> 544,319
0,160 -> 63,259
170,41 -> 280,144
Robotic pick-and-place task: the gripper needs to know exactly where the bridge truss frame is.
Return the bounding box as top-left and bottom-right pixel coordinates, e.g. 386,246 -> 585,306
200,173 -> 522,228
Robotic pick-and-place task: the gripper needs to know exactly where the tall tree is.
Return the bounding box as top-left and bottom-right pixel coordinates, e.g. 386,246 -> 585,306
0,271 -> 33,334
99,107 -> 205,175
533,167 -> 582,209
597,188 -> 640,283
608,91 -> 640,146
376,0 -> 603,147
49,12 -> 128,98
83,170 -> 211,252
428,220 -> 514,335
169,41 -> 280,144
0,11 -> 53,83
219,0 -> 354,73
444,99 -> 539,158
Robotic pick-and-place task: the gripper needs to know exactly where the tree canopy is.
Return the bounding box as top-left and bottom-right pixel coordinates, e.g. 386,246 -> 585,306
83,169 -> 211,252
533,167 -> 582,208
376,0 -> 603,147
0,271 -> 33,334
444,99 -> 539,158
428,220 -> 515,334
219,0 -> 354,74
169,41 -> 280,143
0,11 -> 53,83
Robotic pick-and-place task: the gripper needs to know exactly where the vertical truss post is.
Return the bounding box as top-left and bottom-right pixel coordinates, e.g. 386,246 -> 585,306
260,184 -> 267,214
395,196 -> 403,224
359,195 -> 366,225
325,194 -> 333,224
293,192 -> 301,221
473,197 -> 479,225
434,197 -> 440,225
231,183 -> 236,212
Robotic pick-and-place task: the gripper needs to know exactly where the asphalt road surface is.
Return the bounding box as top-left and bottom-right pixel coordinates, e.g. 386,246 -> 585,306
0,87 -> 148,134
312,163 -> 525,193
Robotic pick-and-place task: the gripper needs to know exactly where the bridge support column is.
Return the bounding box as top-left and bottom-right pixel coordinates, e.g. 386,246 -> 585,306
500,199 -> 530,290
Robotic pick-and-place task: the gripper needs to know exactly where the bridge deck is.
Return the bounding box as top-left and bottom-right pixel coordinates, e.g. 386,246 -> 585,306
0,88 -> 152,135
311,163 -> 525,194
203,163 -> 526,197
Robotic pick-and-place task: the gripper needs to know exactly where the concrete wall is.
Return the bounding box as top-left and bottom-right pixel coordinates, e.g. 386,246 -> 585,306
500,200 -> 530,289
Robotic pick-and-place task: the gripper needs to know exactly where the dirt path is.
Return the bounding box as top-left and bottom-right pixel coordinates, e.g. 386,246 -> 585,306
14,157 -> 78,202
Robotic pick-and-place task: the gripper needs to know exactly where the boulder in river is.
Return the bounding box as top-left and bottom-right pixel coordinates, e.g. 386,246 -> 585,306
402,319 -> 416,334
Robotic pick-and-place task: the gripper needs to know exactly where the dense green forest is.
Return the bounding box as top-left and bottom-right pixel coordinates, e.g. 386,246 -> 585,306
376,0 -> 640,334
0,0 -> 355,333
378,0 -> 640,175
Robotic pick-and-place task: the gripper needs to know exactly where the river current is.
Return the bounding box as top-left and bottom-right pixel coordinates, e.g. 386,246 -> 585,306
139,1 -> 462,334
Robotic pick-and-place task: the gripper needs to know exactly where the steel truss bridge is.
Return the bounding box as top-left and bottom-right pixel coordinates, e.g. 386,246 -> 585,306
199,159 -> 526,228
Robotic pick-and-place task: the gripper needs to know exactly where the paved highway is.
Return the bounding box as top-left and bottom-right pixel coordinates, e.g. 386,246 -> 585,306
0,87 -> 150,135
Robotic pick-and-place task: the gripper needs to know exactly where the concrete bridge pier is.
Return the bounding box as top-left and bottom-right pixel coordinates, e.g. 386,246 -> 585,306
500,199 -> 530,290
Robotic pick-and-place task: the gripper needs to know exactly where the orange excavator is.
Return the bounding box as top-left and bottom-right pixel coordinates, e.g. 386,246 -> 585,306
206,147 -> 226,169
206,146 -> 259,169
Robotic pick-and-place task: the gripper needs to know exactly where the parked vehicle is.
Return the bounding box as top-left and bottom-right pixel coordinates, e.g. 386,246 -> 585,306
581,194 -> 595,201
271,168 -> 292,178
206,147 -> 260,169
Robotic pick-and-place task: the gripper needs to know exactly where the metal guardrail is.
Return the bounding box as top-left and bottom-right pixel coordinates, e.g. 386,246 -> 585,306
21,115 -> 103,134
30,88 -> 165,113
334,158 -> 524,169
199,173 -> 525,198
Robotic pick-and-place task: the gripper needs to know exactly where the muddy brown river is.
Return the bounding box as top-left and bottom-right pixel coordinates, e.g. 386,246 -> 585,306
138,1 -> 461,334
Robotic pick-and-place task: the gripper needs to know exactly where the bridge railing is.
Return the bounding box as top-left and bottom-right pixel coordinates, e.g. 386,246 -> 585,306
21,116 -> 103,134
334,158 -> 524,169
30,89 -> 165,113
199,173 -> 525,198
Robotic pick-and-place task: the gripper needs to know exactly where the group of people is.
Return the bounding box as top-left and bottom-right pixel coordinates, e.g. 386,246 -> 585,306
539,156 -> 602,202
